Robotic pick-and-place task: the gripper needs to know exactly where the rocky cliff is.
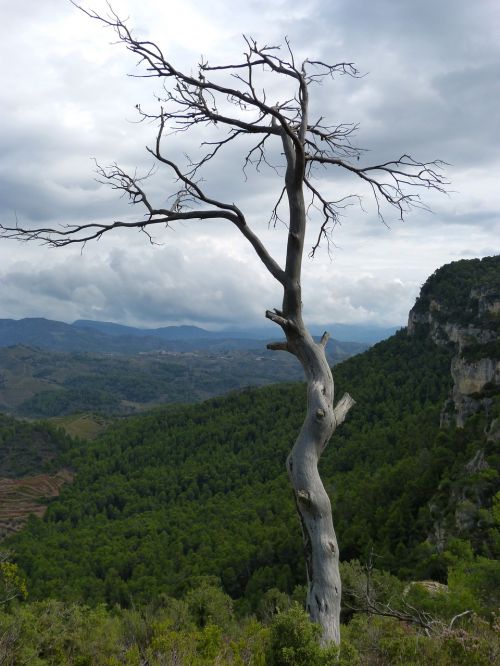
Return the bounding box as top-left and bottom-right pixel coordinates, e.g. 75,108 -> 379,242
408,256 -> 499,431
407,256 -> 499,556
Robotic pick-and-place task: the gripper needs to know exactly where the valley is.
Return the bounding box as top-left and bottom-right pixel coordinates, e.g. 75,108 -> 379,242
0,256 -> 498,664
0,333 -> 367,419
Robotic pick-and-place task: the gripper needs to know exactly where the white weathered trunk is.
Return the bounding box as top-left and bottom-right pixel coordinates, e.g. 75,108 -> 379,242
267,102 -> 355,645
280,324 -> 353,644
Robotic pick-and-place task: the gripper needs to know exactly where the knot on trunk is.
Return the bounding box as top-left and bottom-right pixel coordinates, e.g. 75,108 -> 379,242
297,489 -> 312,506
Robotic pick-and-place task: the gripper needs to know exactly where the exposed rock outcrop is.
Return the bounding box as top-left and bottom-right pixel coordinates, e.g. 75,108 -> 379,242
450,356 -> 499,427
408,256 -> 499,428
406,257 -> 499,558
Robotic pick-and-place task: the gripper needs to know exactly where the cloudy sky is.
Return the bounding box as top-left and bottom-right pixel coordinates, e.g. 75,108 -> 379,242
0,0 -> 498,331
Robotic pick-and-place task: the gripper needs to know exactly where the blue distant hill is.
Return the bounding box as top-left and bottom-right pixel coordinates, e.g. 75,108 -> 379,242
73,319 -> 397,345
0,317 -> 389,354
73,319 -> 221,340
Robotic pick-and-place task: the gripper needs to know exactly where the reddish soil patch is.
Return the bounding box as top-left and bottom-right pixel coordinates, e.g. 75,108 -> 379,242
0,470 -> 73,540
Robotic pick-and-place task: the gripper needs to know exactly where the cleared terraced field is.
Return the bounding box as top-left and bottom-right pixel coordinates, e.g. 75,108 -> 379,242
0,470 -> 72,539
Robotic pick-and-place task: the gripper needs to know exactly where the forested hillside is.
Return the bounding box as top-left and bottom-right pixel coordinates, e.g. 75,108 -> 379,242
6,328 -> 496,608
0,413 -> 71,478
413,255 -> 499,325
0,342 -> 365,418
1,257 -> 498,664
0,415 -> 73,539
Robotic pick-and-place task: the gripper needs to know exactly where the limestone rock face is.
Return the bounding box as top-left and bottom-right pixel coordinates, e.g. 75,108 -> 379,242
408,257 -> 499,556
452,356 -> 499,396
408,256 -> 499,427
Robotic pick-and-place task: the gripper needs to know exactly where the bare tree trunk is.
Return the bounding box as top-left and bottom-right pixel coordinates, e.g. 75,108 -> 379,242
286,324 -> 354,644
265,125 -> 355,643
267,306 -> 354,644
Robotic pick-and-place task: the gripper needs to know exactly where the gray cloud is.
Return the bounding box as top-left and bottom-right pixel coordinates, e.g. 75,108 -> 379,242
0,0 -> 498,329
0,236 -> 281,328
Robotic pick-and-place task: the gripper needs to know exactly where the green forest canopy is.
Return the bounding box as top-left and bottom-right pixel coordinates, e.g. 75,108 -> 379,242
6,328 -> 498,611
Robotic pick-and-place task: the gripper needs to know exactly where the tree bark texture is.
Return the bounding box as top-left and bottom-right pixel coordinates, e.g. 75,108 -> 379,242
285,324 -> 354,644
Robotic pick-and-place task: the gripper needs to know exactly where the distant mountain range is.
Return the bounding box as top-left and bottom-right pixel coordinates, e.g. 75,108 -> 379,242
0,316 -> 396,355
74,319 -> 398,344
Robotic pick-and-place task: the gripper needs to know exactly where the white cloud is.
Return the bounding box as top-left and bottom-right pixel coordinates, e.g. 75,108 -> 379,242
0,0 -> 498,329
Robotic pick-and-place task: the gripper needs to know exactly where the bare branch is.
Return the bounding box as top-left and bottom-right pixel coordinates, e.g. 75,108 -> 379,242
304,176 -> 360,257
265,309 -> 289,328
267,341 -> 290,352
343,554 -> 475,638
449,610 -> 473,629
306,153 -> 449,223
269,186 -> 287,229
1,210 -> 229,247
55,7 -> 446,264
243,135 -> 280,177
319,331 -> 330,348
333,393 -> 356,427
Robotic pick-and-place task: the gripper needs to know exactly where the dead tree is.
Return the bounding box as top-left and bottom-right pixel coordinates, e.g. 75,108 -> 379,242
0,3 -> 447,645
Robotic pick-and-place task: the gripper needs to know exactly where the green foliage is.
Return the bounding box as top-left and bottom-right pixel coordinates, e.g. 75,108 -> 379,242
185,580 -> 234,629
0,600 -> 123,665
8,327 -> 494,610
0,259 -> 496,666
447,555 -> 500,613
342,613 -> 500,666
257,587 -> 292,621
266,604 -> 340,665
0,586 -> 270,665
0,578 -> 497,664
18,388 -> 121,418
2,343 -> 342,418
340,558 -> 406,611
0,413 -> 71,477
0,556 -> 28,604
412,255 -> 499,326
